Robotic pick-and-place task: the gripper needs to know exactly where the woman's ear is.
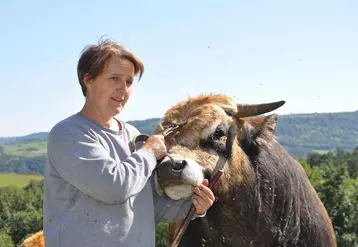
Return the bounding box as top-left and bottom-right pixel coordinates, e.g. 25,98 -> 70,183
83,73 -> 93,86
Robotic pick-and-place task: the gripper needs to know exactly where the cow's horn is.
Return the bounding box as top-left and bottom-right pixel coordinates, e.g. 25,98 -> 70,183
236,100 -> 285,118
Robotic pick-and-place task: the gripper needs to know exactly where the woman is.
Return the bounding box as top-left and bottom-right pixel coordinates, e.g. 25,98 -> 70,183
43,38 -> 215,247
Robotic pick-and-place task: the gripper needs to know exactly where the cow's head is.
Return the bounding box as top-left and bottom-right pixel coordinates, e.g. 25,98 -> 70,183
153,93 -> 285,200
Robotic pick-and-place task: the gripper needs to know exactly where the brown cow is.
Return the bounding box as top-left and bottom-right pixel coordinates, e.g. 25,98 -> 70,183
153,93 -> 336,247
19,230 -> 44,247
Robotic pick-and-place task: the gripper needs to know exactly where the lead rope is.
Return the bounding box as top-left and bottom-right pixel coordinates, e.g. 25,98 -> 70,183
169,169 -> 224,247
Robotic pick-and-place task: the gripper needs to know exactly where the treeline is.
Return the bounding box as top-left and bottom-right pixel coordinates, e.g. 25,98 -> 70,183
0,155 -> 46,175
0,148 -> 357,246
276,111 -> 358,156
0,132 -> 49,145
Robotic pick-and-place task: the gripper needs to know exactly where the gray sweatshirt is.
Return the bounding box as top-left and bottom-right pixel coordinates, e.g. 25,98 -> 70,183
43,112 -> 198,247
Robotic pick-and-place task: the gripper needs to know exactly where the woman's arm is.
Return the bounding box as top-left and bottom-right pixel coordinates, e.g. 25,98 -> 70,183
47,122 -> 157,205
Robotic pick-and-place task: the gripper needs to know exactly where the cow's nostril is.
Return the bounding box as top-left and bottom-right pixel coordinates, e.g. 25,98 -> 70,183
173,160 -> 187,170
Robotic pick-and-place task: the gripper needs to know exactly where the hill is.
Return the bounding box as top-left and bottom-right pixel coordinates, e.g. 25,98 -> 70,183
0,111 -> 357,158
0,132 -> 49,145
275,111 -> 358,157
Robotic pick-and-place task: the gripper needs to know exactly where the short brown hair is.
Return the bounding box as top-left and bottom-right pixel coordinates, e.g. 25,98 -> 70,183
77,38 -> 144,96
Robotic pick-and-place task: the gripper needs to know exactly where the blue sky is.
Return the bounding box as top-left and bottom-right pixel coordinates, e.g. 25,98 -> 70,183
0,0 -> 357,137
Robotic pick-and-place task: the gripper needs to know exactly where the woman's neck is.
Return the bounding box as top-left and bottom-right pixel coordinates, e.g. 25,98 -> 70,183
80,102 -> 119,130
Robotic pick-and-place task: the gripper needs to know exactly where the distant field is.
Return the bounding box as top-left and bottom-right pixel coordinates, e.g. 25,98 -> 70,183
312,150 -> 330,154
0,173 -> 43,188
1,141 -> 47,157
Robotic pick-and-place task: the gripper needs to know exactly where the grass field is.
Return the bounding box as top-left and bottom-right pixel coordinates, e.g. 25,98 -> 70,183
0,173 -> 43,188
1,141 -> 47,157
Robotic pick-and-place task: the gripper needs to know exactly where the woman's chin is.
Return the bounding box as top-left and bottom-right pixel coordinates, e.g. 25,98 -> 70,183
111,106 -> 124,116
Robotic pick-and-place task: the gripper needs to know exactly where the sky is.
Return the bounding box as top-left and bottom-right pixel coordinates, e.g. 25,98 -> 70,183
0,0 -> 357,137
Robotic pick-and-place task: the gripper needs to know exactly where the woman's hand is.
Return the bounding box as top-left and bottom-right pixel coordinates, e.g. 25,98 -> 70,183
141,135 -> 166,159
192,179 -> 215,215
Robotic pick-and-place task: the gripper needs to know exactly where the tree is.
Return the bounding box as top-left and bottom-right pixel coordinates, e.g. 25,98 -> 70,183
348,147 -> 358,179
300,151 -> 358,246
0,182 -> 44,246
156,223 -> 169,247
0,231 -> 14,247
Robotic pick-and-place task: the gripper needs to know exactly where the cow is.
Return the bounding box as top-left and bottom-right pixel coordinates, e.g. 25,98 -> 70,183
152,93 -> 337,247
19,230 -> 44,247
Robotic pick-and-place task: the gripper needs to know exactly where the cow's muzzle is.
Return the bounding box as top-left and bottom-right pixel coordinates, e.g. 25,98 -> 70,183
155,155 -> 204,188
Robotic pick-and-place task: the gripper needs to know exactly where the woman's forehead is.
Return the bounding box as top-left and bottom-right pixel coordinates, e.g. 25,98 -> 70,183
105,57 -> 135,75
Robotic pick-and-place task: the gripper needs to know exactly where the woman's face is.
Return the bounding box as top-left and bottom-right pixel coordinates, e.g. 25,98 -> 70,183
84,56 -> 135,119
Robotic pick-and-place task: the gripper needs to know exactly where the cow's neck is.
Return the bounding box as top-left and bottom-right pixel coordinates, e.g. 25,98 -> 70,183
212,144 -> 255,200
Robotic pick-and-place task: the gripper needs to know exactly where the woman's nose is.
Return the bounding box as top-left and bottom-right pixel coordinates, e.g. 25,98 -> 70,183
116,80 -> 127,91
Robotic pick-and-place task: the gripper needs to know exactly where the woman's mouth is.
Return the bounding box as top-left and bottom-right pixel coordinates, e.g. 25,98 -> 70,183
111,97 -> 123,104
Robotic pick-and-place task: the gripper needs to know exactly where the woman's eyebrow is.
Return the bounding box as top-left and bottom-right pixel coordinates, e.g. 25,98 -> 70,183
109,73 -> 133,80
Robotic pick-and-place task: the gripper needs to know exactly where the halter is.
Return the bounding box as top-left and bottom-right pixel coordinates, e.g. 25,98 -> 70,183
130,120 -> 188,153
130,121 -> 188,184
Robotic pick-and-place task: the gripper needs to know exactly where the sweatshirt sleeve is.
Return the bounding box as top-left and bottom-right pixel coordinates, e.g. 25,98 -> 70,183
47,123 -> 157,205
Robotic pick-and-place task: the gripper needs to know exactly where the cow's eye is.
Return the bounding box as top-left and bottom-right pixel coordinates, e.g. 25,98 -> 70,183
225,111 -> 234,117
199,124 -> 227,150
199,124 -> 228,155
213,125 -> 226,139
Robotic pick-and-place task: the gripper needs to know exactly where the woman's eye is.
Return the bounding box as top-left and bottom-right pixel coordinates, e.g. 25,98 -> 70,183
126,80 -> 133,86
110,76 -> 118,81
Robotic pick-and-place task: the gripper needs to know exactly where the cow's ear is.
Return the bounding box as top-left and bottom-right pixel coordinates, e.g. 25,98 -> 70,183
236,114 -> 278,153
255,114 -> 278,141
248,114 -> 278,142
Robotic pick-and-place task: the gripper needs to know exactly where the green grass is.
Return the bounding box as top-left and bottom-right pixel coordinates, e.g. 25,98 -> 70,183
1,141 -> 47,157
312,150 -> 330,154
0,173 -> 43,188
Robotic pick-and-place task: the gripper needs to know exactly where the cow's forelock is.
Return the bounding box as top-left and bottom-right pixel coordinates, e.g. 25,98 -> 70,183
199,105 -> 235,140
